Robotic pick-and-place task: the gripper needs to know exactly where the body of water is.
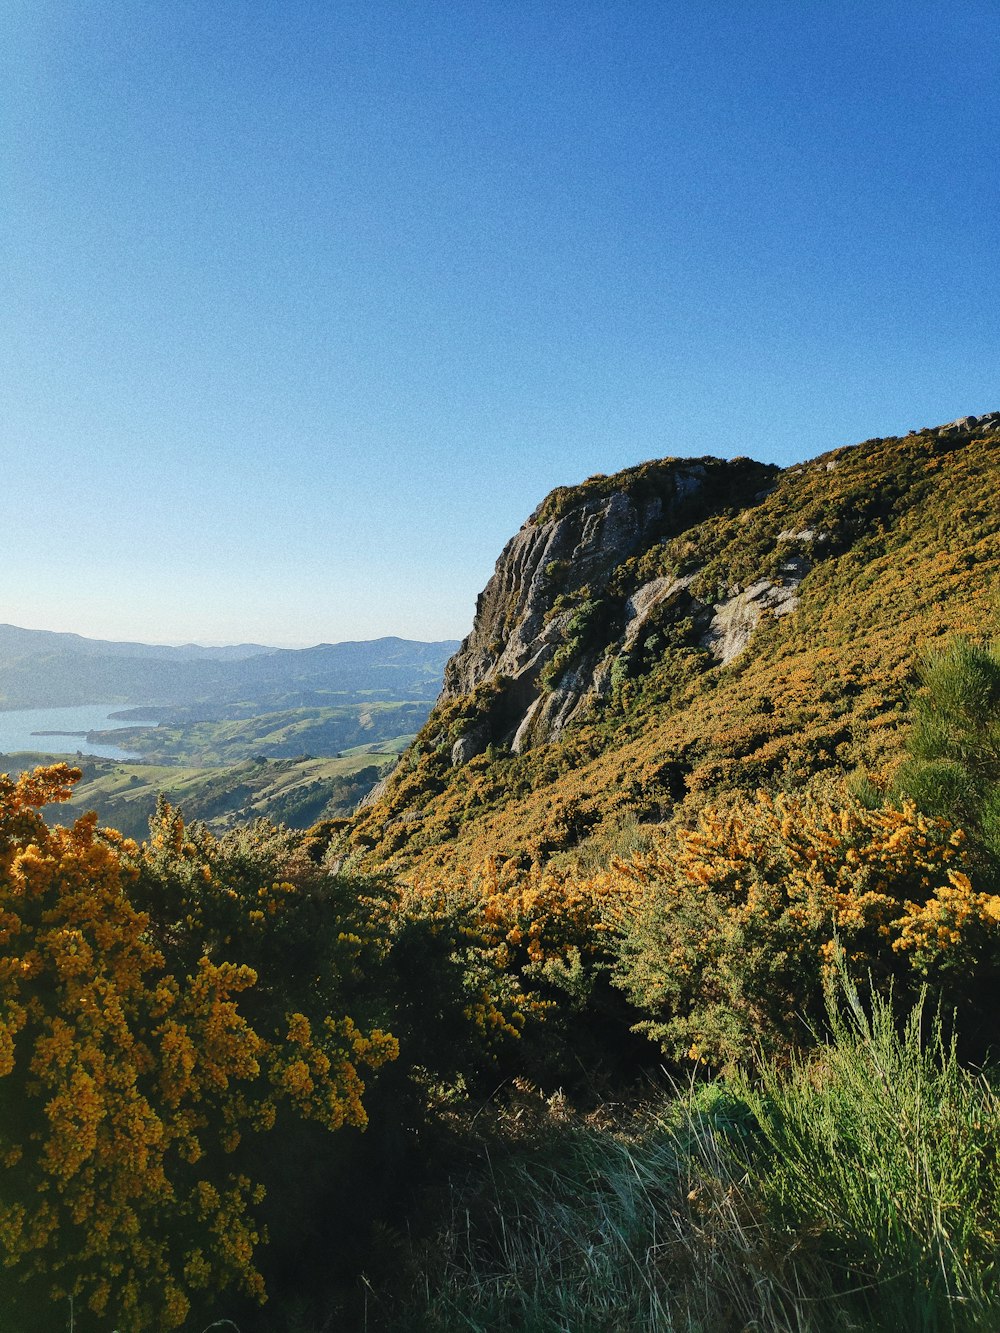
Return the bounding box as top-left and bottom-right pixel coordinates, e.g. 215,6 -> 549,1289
0,705 -> 158,762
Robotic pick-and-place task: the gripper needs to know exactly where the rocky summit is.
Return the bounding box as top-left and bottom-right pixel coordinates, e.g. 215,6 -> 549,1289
351,414 -> 1000,869
441,455 -> 778,757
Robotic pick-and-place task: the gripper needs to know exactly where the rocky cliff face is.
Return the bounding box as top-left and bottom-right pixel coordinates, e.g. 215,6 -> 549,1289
440,454 -> 780,761
436,412 -> 1000,766
351,412 -> 1000,869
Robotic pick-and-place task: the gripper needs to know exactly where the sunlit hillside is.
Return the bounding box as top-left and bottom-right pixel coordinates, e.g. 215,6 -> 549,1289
350,416 -> 1000,871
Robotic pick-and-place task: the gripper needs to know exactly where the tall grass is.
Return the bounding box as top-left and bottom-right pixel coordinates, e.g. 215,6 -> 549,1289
392,984 -> 1000,1332
730,979 -> 1000,1331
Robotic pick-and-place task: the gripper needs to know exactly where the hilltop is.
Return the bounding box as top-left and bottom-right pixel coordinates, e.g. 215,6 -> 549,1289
350,413 -> 1000,868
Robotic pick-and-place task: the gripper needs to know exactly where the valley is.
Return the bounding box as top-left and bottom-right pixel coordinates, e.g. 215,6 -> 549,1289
0,633 -> 453,835
47,750 -> 397,840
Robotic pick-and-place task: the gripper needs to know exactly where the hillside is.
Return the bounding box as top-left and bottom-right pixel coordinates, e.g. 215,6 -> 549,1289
83,701 -> 425,765
0,630 -> 459,711
350,413 -> 1000,869
47,751 -> 397,840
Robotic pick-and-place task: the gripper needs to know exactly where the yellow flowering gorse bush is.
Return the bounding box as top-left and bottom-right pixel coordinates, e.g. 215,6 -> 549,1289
405,854 -> 616,1032
0,769 -> 397,1330
607,791 -> 1000,1065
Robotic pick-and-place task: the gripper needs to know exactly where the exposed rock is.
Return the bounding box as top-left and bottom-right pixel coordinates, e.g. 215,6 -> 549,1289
935,412 -> 1000,436
622,576 -> 694,650
438,456 -> 778,757
442,486 -> 675,700
702,578 -> 801,666
356,770 -> 393,809
511,660 -> 600,753
510,696 -> 545,754
451,727 -> 488,766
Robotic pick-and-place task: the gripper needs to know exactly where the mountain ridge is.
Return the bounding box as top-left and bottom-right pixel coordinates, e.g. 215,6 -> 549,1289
0,629 -> 460,712
0,624 -> 274,664
350,412 -> 1000,869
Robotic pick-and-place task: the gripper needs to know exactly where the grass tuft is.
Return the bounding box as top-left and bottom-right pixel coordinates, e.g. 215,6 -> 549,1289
391,981 -> 1000,1332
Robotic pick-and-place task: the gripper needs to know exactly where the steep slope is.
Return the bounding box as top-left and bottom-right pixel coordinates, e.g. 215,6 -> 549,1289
439,455 -> 779,758
352,414 -> 1000,869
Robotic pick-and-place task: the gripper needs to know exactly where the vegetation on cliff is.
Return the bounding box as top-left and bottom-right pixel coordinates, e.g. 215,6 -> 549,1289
351,418 -> 1000,872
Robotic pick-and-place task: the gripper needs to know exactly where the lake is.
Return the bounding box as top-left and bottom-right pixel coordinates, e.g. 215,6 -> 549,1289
0,705 -> 159,762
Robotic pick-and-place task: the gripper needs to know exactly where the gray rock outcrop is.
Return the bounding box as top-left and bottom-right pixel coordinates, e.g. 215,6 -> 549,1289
424,414 -> 999,768
437,456 -> 778,757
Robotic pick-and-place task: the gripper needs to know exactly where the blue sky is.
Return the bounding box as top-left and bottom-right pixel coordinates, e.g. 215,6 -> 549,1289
2,1 -> 997,646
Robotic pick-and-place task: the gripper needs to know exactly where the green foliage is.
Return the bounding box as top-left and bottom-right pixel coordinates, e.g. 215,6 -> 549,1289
539,597 -> 606,691
388,1083 -> 793,1333
379,886 -> 530,1091
894,636 -> 1000,874
728,979 -> 1000,1331
126,802 -> 394,1034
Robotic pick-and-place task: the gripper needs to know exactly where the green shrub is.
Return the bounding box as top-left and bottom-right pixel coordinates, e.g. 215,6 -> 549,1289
894,635 -> 1000,876
389,981 -> 1000,1333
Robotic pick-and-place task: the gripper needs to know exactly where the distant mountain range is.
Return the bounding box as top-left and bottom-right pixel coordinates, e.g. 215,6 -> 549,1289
0,625 -> 275,665
0,626 -> 460,713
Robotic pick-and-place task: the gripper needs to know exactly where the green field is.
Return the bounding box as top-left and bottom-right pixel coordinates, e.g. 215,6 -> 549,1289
1,749 -> 399,839
87,701 -> 428,765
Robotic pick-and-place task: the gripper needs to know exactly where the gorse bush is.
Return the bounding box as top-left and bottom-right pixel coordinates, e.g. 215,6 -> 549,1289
121,801 -> 399,1138
0,773 -> 568,1328
608,791 -> 1000,1065
397,854 -> 655,1094
0,768 -> 397,1331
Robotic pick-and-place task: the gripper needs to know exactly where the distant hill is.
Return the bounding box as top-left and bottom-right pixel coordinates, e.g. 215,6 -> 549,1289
350,412 -> 1000,868
48,751 -> 398,841
0,625 -> 273,664
0,629 -> 460,712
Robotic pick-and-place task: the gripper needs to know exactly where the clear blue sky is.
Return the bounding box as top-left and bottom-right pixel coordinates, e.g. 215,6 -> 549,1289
2,1 -> 997,646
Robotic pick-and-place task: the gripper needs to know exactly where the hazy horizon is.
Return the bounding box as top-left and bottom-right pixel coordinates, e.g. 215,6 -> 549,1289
0,619 -> 463,652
